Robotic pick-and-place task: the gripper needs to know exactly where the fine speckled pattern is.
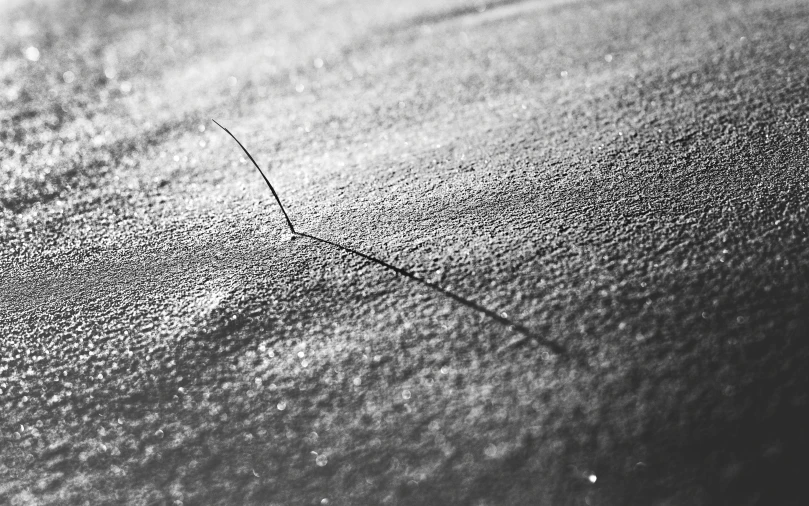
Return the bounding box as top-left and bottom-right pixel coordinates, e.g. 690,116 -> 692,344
1,0 -> 808,504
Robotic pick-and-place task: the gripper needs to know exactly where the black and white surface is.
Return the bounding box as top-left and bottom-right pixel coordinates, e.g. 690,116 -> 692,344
1,0 -> 808,504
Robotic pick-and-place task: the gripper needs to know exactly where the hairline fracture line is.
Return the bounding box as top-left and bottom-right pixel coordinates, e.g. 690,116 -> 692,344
212,119 -> 296,235
212,119 -> 566,356
298,232 -> 565,354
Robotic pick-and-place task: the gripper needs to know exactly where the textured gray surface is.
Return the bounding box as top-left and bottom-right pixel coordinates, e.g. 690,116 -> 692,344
1,0 -> 808,504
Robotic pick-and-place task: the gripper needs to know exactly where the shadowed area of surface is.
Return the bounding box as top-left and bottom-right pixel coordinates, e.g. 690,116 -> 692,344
1,0 -> 808,504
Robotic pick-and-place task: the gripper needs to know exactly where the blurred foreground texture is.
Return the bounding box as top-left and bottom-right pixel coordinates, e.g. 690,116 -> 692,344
1,0 -> 808,504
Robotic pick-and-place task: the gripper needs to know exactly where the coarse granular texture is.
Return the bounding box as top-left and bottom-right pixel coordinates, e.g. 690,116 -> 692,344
1,0 -> 808,504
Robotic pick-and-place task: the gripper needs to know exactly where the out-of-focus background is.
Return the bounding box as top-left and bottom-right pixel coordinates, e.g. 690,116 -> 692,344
1,0 -> 808,504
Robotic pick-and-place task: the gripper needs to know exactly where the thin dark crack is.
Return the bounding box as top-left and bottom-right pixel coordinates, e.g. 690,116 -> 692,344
297,232 -> 567,355
213,119 -> 566,356
212,119 -> 296,234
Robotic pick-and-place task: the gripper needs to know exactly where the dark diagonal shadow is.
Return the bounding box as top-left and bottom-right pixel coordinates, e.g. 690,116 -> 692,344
297,232 -> 567,355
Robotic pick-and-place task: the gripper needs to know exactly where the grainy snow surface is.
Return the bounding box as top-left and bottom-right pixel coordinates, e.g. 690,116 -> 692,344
1,0 -> 808,504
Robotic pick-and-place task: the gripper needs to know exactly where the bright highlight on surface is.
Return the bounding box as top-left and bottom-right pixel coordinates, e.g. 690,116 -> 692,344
23,46 -> 40,61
